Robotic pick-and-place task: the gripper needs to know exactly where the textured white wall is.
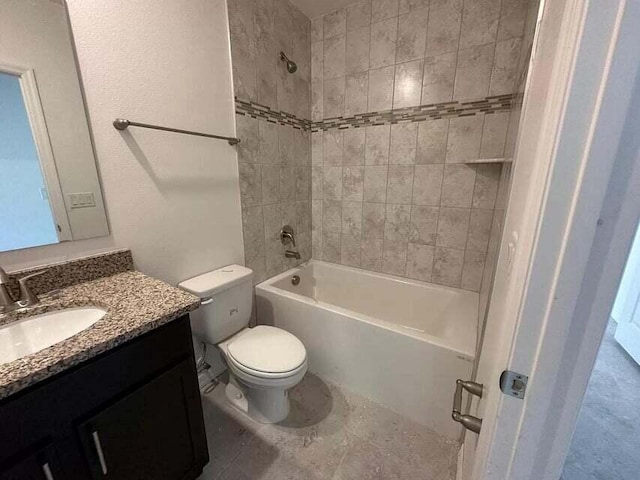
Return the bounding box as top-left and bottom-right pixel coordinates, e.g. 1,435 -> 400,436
0,0 -> 244,285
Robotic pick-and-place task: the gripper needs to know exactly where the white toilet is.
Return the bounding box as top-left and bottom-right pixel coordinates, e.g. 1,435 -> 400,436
178,265 -> 307,424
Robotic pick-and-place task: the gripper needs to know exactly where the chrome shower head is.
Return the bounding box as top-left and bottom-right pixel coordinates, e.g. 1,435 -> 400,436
280,51 -> 297,74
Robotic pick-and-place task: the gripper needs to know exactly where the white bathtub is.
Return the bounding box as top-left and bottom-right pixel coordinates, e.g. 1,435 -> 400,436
255,260 -> 478,440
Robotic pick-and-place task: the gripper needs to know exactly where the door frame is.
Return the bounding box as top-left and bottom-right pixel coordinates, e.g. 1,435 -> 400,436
472,0 -> 640,479
0,62 -> 72,242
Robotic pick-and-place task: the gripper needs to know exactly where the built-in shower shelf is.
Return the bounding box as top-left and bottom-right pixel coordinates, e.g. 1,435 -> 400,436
464,157 -> 512,164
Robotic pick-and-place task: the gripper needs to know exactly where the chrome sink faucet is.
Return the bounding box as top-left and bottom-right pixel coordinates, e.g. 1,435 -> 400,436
0,266 -> 45,313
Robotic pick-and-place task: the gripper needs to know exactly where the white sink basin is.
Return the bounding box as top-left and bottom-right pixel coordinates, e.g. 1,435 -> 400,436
0,307 -> 107,364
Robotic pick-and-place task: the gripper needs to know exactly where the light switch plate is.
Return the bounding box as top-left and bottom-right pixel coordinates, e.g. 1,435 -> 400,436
68,192 -> 96,209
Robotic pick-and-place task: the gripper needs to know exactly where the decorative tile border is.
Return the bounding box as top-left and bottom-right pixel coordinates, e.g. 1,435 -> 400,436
235,94 -> 514,133
235,98 -> 311,130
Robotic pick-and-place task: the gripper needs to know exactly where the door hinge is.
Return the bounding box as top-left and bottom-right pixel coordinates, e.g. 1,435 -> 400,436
500,370 -> 528,399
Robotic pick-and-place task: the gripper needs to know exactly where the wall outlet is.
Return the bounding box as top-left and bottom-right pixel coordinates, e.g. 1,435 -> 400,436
68,192 -> 96,209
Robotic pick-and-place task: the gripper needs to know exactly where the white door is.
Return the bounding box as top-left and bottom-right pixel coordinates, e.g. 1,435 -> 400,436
614,225 -> 640,364
458,1 -> 640,479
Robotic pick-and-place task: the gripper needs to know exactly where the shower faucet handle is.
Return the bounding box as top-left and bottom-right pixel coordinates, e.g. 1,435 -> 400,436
280,225 -> 297,247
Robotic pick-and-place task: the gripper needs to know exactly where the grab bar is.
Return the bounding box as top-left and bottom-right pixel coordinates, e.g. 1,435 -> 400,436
113,118 -> 240,146
452,379 -> 483,434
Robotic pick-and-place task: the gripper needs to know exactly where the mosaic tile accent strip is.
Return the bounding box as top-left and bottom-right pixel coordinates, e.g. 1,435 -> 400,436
235,94 -> 514,133
235,98 -> 311,131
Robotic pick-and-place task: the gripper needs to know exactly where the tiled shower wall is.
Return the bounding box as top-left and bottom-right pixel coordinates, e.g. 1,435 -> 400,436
228,0 -> 312,284
310,0 -> 534,291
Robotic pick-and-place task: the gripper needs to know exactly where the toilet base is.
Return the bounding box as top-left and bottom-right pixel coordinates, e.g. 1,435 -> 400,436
225,376 -> 290,424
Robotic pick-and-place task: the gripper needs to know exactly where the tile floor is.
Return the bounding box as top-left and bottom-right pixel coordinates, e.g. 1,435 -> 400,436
197,372 -> 459,480
561,321 -> 640,479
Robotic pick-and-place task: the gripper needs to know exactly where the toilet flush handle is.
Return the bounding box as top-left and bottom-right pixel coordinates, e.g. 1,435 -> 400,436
201,297 -> 213,305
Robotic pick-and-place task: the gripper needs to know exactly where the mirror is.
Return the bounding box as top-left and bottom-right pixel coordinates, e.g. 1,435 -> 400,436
0,0 -> 109,253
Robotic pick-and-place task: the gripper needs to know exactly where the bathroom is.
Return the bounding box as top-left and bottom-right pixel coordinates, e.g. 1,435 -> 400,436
1,0 -> 639,479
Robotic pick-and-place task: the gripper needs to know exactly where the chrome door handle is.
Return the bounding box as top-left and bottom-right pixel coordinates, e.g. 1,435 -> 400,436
91,430 -> 108,475
452,379 -> 484,434
42,463 -> 55,480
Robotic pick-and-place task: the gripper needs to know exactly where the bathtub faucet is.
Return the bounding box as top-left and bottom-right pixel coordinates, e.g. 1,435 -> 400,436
285,250 -> 301,260
280,224 -> 296,247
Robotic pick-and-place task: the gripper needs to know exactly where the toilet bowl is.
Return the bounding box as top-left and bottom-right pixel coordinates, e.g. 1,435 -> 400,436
178,265 -> 307,424
218,325 -> 307,423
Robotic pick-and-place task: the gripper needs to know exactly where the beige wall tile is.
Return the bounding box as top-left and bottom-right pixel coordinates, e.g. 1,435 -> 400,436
311,16 -> 323,43
347,0 -> 373,31
390,123 -> 418,164
343,166 -> 365,201
343,128 -> 366,165
461,249 -> 486,291
346,26 -> 371,74
417,119 -> 449,164
460,0 -> 500,48
311,81 -> 323,120
262,164 -> 281,204
446,115 -> 483,163
342,201 -> 364,237
384,204 -> 412,242
396,9 -> 428,63
432,246 -> 464,287
324,36 -> 347,80
382,241 -> 408,275
239,163 -> 263,207
441,164 -> 476,207
311,42 -> 324,84
364,166 -> 389,202
399,0 -> 429,14
421,52 -> 456,104
412,164 -> 443,206
236,115 -> 259,163
341,233 -> 362,266
345,72 -> 370,115
426,0 -> 462,56
498,0 -> 529,41
361,237 -> 384,270
363,202 -> 386,238
393,60 -> 424,108
386,165 -> 415,204
367,66 -> 395,111
410,205 -> 439,245
365,124 -> 391,165
406,243 -> 435,281
370,19 -> 398,68
259,121 -> 279,164
323,199 -> 342,232
466,208 -> 493,251
312,131 -> 323,166
324,9 -> 346,39
453,44 -> 495,100
323,77 -> 346,118
323,130 -> 344,166
436,207 -> 471,249
322,166 -> 344,199
472,164 -> 501,208
489,37 -> 522,96
480,112 -> 509,159
323,231 -> 342,262
372,0 -> 400,22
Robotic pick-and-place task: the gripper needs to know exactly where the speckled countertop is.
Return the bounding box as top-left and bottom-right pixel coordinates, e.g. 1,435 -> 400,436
0,270 -> 200,401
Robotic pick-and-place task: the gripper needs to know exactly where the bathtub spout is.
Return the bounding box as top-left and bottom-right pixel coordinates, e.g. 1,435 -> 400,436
285,250 -> 301,259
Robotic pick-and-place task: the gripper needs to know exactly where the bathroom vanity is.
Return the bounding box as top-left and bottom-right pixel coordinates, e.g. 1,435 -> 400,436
0,251 -> 209,480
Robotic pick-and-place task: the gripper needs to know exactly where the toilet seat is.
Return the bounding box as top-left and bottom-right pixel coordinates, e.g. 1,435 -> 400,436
226,326 -> 307,380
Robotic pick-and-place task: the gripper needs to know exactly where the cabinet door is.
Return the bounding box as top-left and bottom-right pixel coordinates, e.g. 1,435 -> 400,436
77,360 -> 207,480
0,444 -> 62,480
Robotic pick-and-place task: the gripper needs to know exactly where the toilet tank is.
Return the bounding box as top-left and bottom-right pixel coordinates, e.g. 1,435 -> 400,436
178,265 -> 253,344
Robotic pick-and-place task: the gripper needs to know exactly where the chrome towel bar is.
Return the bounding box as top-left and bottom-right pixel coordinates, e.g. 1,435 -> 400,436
113,118 -> 240,146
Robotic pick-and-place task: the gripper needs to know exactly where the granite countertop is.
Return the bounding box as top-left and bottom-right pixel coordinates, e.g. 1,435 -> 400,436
0,270 -> 200,401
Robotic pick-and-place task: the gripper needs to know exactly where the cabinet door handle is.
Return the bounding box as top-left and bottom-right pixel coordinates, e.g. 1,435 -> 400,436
42,463 -> 55,480
91,431 -> 109,475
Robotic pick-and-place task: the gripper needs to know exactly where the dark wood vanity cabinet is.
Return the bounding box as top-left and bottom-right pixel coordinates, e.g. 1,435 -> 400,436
0,316 -> 209,480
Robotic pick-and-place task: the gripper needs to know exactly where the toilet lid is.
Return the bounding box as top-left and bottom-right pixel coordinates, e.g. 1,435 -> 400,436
227,326 -> 306,374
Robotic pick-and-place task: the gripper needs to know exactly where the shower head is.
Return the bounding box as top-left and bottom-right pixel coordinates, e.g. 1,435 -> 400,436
280,51 -> 298,74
